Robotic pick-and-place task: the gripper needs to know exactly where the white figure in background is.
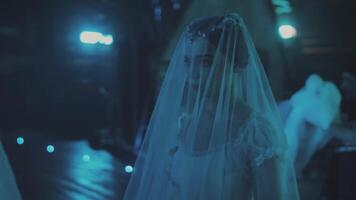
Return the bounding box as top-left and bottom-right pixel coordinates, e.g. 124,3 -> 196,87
279,74 -> 342,174
0,141 -> 22,200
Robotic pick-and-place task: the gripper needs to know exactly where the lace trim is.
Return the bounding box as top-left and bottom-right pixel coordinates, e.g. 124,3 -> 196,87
165,145 -> 181,199
254,148 -> 283,167
175,111 -> 255,157
244,113 -> 286,167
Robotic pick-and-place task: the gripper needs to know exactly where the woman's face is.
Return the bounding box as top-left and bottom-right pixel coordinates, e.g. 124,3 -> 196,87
185,37 -> 224,95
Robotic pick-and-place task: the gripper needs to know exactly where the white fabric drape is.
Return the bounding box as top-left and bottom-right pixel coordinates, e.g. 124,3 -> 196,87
0,141 -> 21,200
282,74 -> 341,173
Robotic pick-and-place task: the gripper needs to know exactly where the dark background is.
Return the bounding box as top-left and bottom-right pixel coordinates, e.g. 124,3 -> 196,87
0,0 -> 355,199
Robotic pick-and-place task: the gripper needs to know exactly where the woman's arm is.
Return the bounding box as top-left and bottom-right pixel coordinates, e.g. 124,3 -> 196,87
246,113 -> 300,200
253,156 -> 299,200
253,157 -> 284,200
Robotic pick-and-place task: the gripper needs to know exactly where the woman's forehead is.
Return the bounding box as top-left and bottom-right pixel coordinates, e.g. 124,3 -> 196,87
188,37 -> 216,58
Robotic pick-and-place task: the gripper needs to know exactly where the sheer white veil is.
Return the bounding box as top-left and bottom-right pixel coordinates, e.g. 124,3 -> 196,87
124,13 -> 299,200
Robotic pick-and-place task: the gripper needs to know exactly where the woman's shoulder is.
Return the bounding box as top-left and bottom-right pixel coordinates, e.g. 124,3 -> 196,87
240,110 -> 281,144
238,107 -> 272,132
248,112 -> 273,127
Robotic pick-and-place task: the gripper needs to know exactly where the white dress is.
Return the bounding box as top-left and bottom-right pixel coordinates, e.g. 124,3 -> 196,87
164,111 -> 285,200
123,13 -> 299,200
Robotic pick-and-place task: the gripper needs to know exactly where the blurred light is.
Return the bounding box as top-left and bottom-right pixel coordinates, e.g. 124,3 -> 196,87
82,154 -> 91,162
278,25 -> 297,39
125,165 -> 134,173
272,0 -> 293,14
16,137 -> 24,145
80,31 -> 102,44
100,34 -> 113,45
173,2 -> 181,10
46,145 -> 55,153
80,31 -> 114,45
154,6 -> 162,21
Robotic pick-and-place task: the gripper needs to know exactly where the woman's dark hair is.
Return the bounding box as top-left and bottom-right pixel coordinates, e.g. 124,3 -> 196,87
186,15 -> 249,70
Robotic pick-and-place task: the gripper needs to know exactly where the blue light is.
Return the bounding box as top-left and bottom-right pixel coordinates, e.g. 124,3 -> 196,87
82,154 -> 91,162
154,6 -> 162,21
16,137 -> 24,145
125,165 -> 134,173
278,24 -> 297,39
46,145 -> 55,153
80,31 -> 114,45
100,34 -> 113,45
173,2 -> 181,10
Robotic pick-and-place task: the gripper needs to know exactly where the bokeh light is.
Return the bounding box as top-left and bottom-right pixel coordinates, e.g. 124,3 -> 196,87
46,145 -> 55,153
82,154 -> 91,162
16,137 -> 24,145
278,24 -> 297,39
80,31 -> 113,45
125,165 -> 134,173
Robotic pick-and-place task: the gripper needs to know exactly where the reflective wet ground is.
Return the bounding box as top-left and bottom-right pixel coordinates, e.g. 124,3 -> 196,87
2,131 -> 131,200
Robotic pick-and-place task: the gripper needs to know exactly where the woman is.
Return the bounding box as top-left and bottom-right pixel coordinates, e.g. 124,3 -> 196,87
124,13 -> 299,200
0,141 -> 22,200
